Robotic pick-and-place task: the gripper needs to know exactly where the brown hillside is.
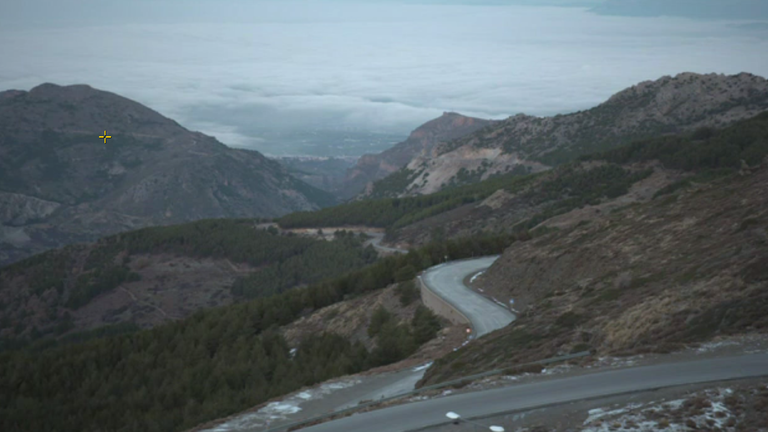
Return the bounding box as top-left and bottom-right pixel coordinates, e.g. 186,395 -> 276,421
420,165 -> 768,385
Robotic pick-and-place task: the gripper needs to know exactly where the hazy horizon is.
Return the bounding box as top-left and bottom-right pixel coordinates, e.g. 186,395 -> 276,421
2,0 -> 768,156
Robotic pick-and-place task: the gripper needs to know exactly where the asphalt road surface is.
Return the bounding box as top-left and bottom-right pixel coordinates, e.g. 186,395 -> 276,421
420,256 -> 516,337
301,353 -> 768,432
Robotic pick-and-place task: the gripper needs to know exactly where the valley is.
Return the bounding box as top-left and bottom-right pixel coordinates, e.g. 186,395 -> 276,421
1,73 -> 767,432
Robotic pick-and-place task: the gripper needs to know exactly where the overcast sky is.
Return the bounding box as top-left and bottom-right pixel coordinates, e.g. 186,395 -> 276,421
1,0 -> 767,154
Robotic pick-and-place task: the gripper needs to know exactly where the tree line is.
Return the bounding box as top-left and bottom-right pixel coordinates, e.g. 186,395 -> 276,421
277,173 -> 534,230
0,220 -> 377,346
583,112 -> 768,172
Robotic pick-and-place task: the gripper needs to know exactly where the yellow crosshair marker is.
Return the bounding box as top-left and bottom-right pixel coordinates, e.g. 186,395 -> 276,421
99,131 -> 112,144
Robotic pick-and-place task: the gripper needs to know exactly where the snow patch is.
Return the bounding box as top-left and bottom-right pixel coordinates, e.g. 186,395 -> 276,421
582,388 -> 737,432
200,378 -> 361,431
542,364 -> 573,375
412,362 -> 433,372
696,340 -> 740,354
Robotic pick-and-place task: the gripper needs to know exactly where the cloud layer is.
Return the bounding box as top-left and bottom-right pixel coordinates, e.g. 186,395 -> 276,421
1,1 -> 767,154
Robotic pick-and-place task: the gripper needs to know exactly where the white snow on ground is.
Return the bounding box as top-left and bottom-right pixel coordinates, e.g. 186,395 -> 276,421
502,373 -> 532,381
201,378 -> 361,431
412,362 -> 434,372
541,364 -> 574,375
587,355 -> 642,369
470,271 -> 485,284
581,388 -> 735,432
696,340 -> 741,354
584,404 -> 641,424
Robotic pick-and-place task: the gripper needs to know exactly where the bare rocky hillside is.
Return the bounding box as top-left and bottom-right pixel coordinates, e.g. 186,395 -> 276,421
341,112 -> 494,199
373,73 -> 768,197
0,83 -> 335,265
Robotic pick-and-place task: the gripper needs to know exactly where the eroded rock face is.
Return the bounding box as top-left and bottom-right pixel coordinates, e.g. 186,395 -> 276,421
0,83 -> 334,265
374,73 -> 768,197
0,192 -> 60,225
339,112 -> 495,199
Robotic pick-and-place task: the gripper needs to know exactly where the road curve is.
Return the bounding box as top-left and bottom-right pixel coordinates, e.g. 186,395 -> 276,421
300,353 -> 768,432
205,256 -> 513,431
337,257 -> 510,409
365,232 -> 408,254
420,256 -> 515,337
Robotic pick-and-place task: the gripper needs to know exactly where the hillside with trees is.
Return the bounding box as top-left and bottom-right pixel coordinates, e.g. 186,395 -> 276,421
279,112 -> 768,249
0,219 -> 377,349
0,231 -> 524,432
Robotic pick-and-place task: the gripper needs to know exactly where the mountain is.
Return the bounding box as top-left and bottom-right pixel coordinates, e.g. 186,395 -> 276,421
0,83 -> 335,265
369,72 -> 768,197
339,112 -> 494,199
592,0 -> 768,20
280,111 -> 768,252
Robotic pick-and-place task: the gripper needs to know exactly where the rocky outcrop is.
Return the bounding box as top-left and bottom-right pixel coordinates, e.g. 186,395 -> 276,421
339,112 -> 494,198
377,73 -> 768,197
0,192 -> 60,225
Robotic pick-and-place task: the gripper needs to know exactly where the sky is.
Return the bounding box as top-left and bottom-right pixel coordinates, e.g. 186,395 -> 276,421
1,0 -> 768,156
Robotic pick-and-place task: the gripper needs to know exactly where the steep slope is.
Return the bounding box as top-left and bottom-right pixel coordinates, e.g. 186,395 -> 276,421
416,128 -> 768,383
420,159 -> 768,386
340,112 -> 494,199
0,83 -> 335,265
374,72 -> 768,197
593,0 -> 768,20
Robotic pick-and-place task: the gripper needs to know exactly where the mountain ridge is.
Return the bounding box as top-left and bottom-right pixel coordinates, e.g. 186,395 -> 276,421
0,83 -> 335,265
370,72 -> 768,197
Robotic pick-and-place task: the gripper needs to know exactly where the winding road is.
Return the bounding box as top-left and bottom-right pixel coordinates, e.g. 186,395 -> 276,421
207,256 -> 510,432
206,252 -> 768,432
336,256 -> 512,409
301,353 -> 768,432
419,256 -> 515,337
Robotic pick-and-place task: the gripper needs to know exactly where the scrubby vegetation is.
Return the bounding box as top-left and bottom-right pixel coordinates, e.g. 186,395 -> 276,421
512,164 -> 653,232
367,167 -> 421,198
278,172 -> 534,229
583,111 -> 768,172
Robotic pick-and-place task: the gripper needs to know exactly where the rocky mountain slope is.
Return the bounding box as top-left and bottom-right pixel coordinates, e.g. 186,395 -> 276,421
420,158 -> 768,386
0,83 -> 335,265
340,112 -> 494,199
371,73 -> 768,197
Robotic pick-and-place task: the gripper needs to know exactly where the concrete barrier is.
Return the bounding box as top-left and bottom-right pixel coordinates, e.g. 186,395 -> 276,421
418,275 -> 471,327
